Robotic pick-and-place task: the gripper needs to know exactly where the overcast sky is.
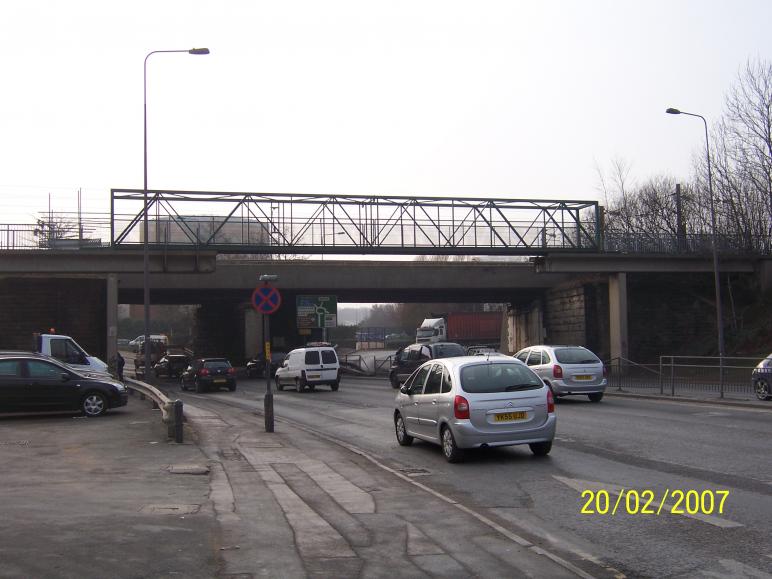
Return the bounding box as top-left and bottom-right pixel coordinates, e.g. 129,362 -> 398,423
1,0 -> 770,225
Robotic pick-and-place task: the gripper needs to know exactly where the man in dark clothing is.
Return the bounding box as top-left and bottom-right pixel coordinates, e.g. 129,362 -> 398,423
116,351 -> 125,382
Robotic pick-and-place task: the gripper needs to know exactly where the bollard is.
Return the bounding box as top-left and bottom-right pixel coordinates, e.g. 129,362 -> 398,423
264,392 -> 274,433
174,399 -> 184,443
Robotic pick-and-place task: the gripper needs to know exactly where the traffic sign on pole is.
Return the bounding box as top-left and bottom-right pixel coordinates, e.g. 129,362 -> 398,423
252,284 -> 282,315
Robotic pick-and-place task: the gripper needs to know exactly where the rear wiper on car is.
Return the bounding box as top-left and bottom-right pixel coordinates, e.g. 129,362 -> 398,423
577,360 -> 598,364
504,384 -> 540,391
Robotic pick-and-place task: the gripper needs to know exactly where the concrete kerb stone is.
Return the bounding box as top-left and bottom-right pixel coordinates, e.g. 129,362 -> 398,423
604,390 -> 772,411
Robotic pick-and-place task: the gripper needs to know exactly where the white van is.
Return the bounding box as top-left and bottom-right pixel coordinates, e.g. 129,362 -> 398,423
275,345 -> 340,392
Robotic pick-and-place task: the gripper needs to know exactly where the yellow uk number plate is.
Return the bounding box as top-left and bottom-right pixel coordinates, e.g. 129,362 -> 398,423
214,378 -> 226,383
574,375 -> 593,381
494,411 -> 527,422
307,374 -> 320,380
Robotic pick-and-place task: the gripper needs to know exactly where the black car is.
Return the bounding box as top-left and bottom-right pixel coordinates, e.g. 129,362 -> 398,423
0,351 -> 128,417
389,342 -> 466,388
246,352 -> 287,379
180,358 -> 237,393
153,354 -> 190,379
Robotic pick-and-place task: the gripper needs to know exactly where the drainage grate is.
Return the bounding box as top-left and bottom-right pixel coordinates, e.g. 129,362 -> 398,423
140,504 -> 201,515
399,467 -> 431,477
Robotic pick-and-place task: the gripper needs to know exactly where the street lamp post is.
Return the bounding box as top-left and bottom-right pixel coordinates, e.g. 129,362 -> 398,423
143,48 -> 209,380
666,107 -> 726,394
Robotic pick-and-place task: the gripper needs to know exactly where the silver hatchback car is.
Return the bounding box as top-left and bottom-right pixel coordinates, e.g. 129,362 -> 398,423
394,356 -> 556,462
514,345 -> 607,402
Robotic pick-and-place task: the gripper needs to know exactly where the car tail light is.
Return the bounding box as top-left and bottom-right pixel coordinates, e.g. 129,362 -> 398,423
547,389 -> 555,413
454,395 -> 470,419
603,365 -> 608,378
199,368 -> 210,377
227,367 -> 235,375
552,365 -> 563,379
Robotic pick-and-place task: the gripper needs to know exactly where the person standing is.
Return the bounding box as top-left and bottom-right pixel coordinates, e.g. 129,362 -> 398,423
116,350 -> 125,382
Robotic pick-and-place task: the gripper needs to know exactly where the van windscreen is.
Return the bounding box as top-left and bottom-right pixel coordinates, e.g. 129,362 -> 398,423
321,350 -> 337,364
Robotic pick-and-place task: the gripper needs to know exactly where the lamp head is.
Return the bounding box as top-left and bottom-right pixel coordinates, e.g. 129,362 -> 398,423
666,108 -> 681,115
189,48 -> 210,55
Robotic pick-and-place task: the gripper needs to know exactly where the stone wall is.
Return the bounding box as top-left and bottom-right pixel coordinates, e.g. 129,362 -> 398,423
0,277 -> 107,359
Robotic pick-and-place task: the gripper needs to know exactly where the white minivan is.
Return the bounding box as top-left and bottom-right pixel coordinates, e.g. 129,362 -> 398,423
275,345 -> 340,392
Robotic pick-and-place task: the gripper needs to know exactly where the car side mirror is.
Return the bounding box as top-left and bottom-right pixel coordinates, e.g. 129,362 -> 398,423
400,385 -> 410,395
60,373 -> 70,382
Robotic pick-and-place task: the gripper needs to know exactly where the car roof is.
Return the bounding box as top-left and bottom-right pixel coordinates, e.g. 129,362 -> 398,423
428,355 -> 526,370
0,350 -> 58,360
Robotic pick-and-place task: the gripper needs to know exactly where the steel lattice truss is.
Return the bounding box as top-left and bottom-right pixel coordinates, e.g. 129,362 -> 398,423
111,189 -> 601,255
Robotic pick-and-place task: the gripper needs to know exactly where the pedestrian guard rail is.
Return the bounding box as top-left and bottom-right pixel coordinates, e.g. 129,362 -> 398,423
125,377 -> 184,443
606,355 -> 764,400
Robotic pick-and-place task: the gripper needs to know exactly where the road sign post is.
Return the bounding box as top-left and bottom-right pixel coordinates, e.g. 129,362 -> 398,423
252,279 -> 281,432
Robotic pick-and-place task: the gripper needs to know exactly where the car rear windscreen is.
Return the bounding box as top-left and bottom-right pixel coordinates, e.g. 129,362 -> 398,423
433,344 -> 466,358
204,360 -> 231,370
460,363 -> 543,393
554,348 -> 601,364
321,350 -> 337,364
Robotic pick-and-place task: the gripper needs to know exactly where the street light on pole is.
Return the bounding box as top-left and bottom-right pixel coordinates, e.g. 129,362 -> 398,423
666,107 -> 726,390
143,47 -> 209,380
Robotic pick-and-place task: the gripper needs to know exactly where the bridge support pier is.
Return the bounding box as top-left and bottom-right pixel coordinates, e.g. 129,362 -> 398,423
107,274 -> 118,368
608,273 -> 628,362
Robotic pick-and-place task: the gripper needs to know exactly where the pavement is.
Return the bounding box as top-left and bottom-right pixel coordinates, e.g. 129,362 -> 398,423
1,380 -> 769,579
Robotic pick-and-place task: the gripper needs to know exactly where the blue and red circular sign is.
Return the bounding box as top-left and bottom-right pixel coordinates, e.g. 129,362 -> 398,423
251,284 -> 282,315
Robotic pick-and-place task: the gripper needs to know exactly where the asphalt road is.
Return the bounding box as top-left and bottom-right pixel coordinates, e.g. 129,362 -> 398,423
169,375 -> 772,579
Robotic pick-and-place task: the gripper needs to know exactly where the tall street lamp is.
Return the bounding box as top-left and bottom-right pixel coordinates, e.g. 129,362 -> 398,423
143,48 -> 210,380
666,107 -> 726,386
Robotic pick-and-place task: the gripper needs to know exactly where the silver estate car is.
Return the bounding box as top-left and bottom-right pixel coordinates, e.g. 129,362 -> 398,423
514,345 -> 607,402
394,356 -> 556,463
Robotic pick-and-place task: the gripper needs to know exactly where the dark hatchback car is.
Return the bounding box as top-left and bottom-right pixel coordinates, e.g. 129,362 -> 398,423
180,358 -> 237,393
153,354 -> 190,379
246,352 -> 287,379
0,352 -> 128,417
389,342 -> 467,388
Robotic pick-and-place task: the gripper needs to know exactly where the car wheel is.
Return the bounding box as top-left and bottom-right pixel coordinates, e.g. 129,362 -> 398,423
754,378 -> 772,400
82,392 -> 107,417
331,381 -> 339,392
394,413 -> 413,446
276,380 -> 284,392
390,374 -> 400,389
441,426 -> 464,463
195,378 -> 205,393
529,440 -> 552,456
295,378 -> 303,393
308,384 -> 316,391
588,392 -> 604,403
228,383 -> 237,392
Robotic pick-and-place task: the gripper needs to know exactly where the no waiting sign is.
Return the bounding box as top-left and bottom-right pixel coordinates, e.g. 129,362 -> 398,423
252,284 -> 282,315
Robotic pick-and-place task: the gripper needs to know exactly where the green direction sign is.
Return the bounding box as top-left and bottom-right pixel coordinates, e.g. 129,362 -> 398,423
296,295 -> 338,329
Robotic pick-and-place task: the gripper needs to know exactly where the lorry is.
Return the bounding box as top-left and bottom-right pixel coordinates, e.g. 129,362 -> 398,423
32,333 -> 109,374
415,312 -> 503,347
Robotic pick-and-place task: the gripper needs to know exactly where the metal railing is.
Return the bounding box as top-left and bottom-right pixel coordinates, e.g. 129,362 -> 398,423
340,354 -> 393,376
125,378 -> 184,442
607,356 -> 762,400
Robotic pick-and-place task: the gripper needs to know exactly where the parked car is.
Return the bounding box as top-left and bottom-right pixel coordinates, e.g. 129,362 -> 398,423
514,345 -> 607,402
466,345 -> 497,356
751,353 -> 772,400
180,358 -> 237,393
394,356 -> 555,462
274,346 -> 340,392
389,342 -> 466,389
153,354 -> 190,379
246,352 -> 287,379
0,351 -> 128,417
